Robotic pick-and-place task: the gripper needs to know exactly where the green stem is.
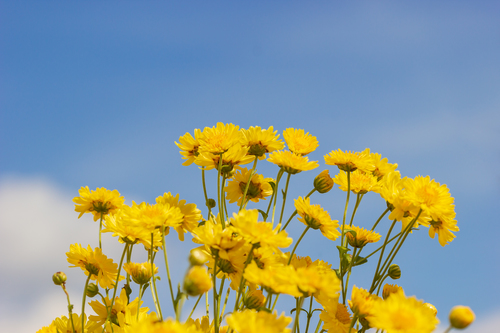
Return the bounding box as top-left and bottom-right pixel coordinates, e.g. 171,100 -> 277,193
292,297 -> 304,333
339,171 -> 351,304
314,319 -> 323,333
99,214 -> 103,249
348,193 -> 363,227
136,284 -> 143,321
103,243 -> 129,331
219,286 -> 231,323
61,284 -> 76,333
371,208 -> 390,231
267,169 -> 284,223
81,274 -> 92,332
363,232 -> 401,260
187,294 -> 203,320
201,168 -> 212,219
161,226 -> 176,312
278,172 -> 292,226
213,253 -> 220,333
239,157 -> 259,211
305,296 -> 314,333
443,326 -> 453,333
149,235 -> 163,320
217,155 -> 225,228
343,247 -> 358,304
288,226 -> 311,264
369,220 -> 397,292
233,245 -> 257,312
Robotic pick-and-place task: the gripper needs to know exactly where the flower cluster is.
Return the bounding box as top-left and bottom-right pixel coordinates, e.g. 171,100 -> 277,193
39,123 -> 472,333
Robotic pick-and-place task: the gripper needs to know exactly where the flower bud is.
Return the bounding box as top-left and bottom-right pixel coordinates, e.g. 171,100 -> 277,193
189,248 -> 209,266
52,272 -> 67,286
388,264 -> 401,279
244,290 -> 266,309
304,214 -> 321,230
184,266 -> 213,296
314,170 -> 334,193
449,305 -> 475,329
86,283 -> 99,298
424,303 -> 438,316
206,198 -> 216,209
85,263 -> 100,276
382,284 -> 402,300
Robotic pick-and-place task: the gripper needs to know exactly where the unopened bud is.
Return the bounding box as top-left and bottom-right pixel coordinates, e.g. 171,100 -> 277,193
244,290 -> 266,309
52,272 -> 67,286
314,170 -> 334,193
449,305 -> 475,329
85,263 -> 100,276
388,264 -> 401,279
424,303 -> 438,316
86,283 -> 99,298
183,266 -> 213,296
206,198 -> 216,209
189,248 -> 209,266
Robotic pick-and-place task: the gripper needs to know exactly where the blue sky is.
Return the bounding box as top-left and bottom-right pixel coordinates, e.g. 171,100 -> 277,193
1,1 -> 499,331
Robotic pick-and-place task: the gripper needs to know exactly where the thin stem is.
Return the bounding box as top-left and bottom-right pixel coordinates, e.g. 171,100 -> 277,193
201,168 -> 212,219
343,247 -> 358,304
278,172 -> 292,226
348,193 -> 363,227
149,235 -> 163,320
371,207 -> 390,231
363,232 -> 401,260
369,220 -> 397,292
443,326 -> 453,333
339,171 -> 351,304
219,287 -> 231,323
136,284 -> 143,321
288,226 -> 311,264
61,284 -> 76,333
217,155 -> 225,228
99,214 -> 103,249
213,253 -> 220,333
103,243 -> 129,331
233,245 -> 257,312
81,274 -> 92,332
305,296 -> 314,333
239,157 -> 259,211
161,226 -> 176,311
314,319 -> 323,333
265,169 -> 283,219
292,297 -> 304,333
187,294 -> 203,320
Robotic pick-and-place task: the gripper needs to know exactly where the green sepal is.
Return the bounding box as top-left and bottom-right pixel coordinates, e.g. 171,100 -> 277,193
258,209 -> 268,221
353,256 -> 368,267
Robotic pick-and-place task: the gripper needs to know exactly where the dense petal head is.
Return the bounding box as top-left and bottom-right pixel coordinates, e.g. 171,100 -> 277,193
198,122 -> 241,154
268,150 -> 318,174
283,128 -> 319,155
240,126 -> 285,158
73,186 -> 124,221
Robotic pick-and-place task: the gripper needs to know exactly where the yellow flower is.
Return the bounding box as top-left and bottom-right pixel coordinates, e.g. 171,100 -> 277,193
244,289 -> 266,309
191,215 -> 244,253
449,305 -> 475,329
378,171 -> 404,205
267,150 -> 318,174
128,317 -> 204,333
370,152 -> 398,180
324,148 -> 373,172
226,310 -> 292,333
313,170 -> 334,193
156,192 -> 202,241
382,284 -> 403,300
89,289 -> 149,327
126,201 -> 183,233
36,322 -> 57,333
334,169 -> 381,194
123,262 -> 158,285
52,313 -> 101,333
195,144 -> 254,174
428,214 -> 459,246
343,225 -> 381,248
244,261 -> 297,296
282,128 -> 319,155
294,196 -> 340,241
348,286 -> 380,318
73,186 -> 124,221
317,296 -> 352,333
293,265 -> 341,298
240,126 -> 285,158
229,209 -> 293,250
184,266 -> 213,296
175,129 -> 203,166
66,244 -> 123,289
225,167 -> 273,205
198,122 -> 241,154
368,290 -> 439,333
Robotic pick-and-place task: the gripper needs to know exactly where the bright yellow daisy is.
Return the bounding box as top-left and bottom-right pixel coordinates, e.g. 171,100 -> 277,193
66,243 -> 123,289
175,128 -> 203,166
369,152 -> 398,180
343,225 -> 381,248
240,125 -> 285,158
324,148 -> 374,172
73,186 -> 125,221
225,167 -> 273,205
52,313 -> 101,333
226,310 -> 292,333
198,122 -> 241,154
195,144 -> 254,174
267,150 -> 319,174
126,201 -> 183,233
382,284 -> 403,300
156,192 -> 202,241
428,214 -> 459,246
127,317 -> 204,333
368,290 -> 439,333
348,285 -> 381,319
294,196 -> 340,241
183,265 -> 213,296
334,169 -> 381,194
282,128 -> 319,155
317,296 -> 353,333
89,289 -> 148,326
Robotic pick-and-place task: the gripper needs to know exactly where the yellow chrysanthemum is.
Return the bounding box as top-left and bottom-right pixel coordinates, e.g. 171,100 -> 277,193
368,290 -> 439,333
195,144 -> 254,174
36,322 -> 57,333
370,152 -> 398,180
191,215 -> 244,253
52,313 -> 101,333
225,167 -> 273,205
156,192 -> 202,241
175,129 -> 203,166
198,122 -> 241,154
126,201 -> 183,233
226,310 -> 292,333
229,209 -> 293,250
294,196 -> 340,241
102,207 -> 162,249
123,262 -> 158,285
348,285 -> 381,318
89,289 -> 148,326
267,150 -> 319,174
318,296 -> 353,333
73,186 -> 125,221
334,169 -> 381,194
244,261 -> 297,296
127,317 -> 204,333
382,284 -> 403,300
343,225 -> 381,248
378,171 -> 403,205
428,214 -> 459,246
66,244 -> 123,289
324,148 -> 374,172
240,126 -> 285,158
282,128 -> 319,155
293,265 -> 341,298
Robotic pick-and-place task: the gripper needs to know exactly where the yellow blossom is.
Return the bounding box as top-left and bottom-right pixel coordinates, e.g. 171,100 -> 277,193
156,192 -> 202,241
282,128 -> 319,155
89,289 -> 148,326
73,186 -> 124,221
334,169 -> 381,194
226,310 -> 292,333
184,266 -> 213,296
324,148 -> 374,172
343,225 -> 381,248
175,129 -> 203,166
294,196 -> 340,241
268,150 -> 319,174
195,144 -> 254,174
240,126 -> 285,158
198,122 -> 241,154
225,167 -> 273,205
